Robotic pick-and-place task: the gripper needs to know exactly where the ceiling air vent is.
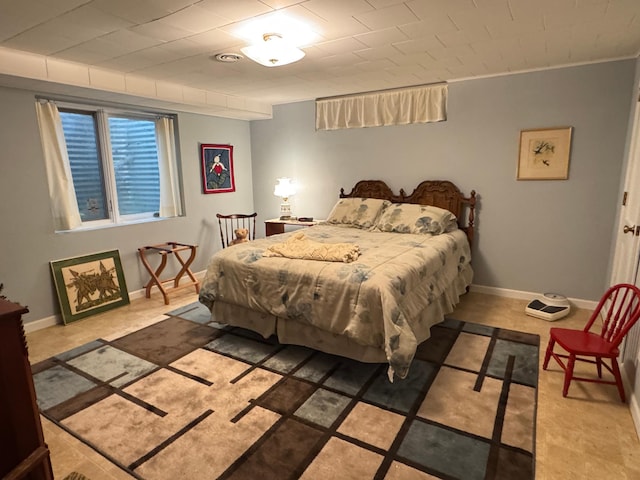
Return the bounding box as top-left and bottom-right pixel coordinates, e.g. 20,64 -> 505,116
214,53 -> 243,63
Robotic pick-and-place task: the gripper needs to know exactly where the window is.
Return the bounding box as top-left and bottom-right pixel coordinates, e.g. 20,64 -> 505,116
41,101 -> 182,228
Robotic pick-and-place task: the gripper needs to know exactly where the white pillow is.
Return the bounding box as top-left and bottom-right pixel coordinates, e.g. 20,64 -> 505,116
325,197 -> 390,229
373,203 -> 458,235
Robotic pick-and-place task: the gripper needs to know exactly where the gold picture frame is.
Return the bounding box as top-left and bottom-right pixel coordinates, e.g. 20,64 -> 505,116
517,127 -> 573,180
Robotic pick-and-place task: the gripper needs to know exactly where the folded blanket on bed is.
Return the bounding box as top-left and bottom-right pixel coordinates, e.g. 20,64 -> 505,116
263,231 -> 360,263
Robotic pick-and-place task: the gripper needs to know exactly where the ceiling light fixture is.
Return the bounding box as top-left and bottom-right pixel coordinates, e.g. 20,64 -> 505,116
240,33 -> 305,67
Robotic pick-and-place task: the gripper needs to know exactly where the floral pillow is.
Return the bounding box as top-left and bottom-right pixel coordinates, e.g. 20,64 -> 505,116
373,203 -> 458,235
325,197 -> 390,229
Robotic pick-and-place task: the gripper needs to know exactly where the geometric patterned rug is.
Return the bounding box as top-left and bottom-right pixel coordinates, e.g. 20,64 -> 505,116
32,302 -> 539,480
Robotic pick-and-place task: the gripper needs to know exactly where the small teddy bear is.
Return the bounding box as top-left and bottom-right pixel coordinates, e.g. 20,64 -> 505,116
230,228 -> 249,246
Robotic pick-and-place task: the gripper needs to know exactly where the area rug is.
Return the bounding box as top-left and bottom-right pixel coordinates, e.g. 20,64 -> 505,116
32,302 -> 539,480
63,472 -> 91,480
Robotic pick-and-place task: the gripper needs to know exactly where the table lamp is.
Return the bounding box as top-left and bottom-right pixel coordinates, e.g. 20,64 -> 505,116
274,178 -> 296,220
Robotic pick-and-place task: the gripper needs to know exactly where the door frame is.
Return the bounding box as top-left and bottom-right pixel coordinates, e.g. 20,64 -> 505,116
610,83 -> 640,437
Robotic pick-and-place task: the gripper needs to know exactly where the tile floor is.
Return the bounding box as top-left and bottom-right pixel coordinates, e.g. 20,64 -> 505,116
25,290 -> 640,479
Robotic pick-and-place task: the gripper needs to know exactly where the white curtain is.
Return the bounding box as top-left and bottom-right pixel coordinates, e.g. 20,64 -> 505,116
155,117 -> 182,217
35,101 -> 82,231
316,83 -> 448,131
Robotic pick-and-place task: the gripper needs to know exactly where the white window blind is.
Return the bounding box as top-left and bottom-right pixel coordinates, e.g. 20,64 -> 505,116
59,110 -> 108,222
316,83 -> 447,131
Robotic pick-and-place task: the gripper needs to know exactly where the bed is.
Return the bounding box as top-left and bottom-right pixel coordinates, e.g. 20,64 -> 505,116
199,180 -> 477,380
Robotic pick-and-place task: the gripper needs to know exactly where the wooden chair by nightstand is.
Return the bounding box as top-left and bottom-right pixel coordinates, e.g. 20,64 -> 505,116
217,213 -> 257,248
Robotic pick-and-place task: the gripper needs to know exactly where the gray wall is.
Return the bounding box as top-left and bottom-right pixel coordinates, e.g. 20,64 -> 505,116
0,86 -> 254,324
250,60 -> 637,301
1,59 -> 636,324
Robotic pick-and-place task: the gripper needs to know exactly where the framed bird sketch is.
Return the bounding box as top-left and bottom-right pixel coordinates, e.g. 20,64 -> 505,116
517,127 -> 573,180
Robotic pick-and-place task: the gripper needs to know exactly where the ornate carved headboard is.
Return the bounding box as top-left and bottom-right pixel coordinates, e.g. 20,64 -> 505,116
340,179 -> 477,247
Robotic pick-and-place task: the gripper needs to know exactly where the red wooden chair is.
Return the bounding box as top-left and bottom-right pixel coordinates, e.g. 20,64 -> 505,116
542,283 -> 640,402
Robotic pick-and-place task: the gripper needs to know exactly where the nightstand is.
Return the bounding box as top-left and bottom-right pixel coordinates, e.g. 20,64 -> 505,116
265,218 -> 320,236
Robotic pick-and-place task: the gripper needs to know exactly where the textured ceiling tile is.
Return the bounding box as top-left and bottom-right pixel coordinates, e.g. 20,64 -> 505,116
186,29 -> 244,51
354,4 -> 419,31
32,0 -> 93,16
427,44 -> 475,60
508,0 -> 576,21
485,18 -> 546,39
49,4 -> 133,34
130,20 -> 193,42
302,0 -> 374,18
366,0 -> 407,8
392,37 -> 443,55
355,58 -> 398,71
54,44 -> 118,65
437,29 -> 492,47
0,0 -> 83,41
353,44 -> 404,61
387,52 -> 438,67
90,0 -> 174,24
91,29 -> 164,55
314,37 -> 369,55
2,26 -> 80,56
398,18 -> 458,39
155,6 -> 230,33
149,0 -> 202,14
198,0 -> 273,22
406,0 -> 476,15
258,0 -> 305,9
310,17 -> 370,41
354,27 -> 409,48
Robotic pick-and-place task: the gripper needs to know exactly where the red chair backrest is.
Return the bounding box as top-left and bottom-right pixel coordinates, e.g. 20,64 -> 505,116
584,283 -> 640,347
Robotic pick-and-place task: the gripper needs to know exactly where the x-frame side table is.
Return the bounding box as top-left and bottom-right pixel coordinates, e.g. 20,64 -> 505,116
138,242 -> 200,304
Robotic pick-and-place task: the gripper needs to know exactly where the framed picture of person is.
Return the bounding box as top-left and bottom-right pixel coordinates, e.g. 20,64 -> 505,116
200,144 -> 236,194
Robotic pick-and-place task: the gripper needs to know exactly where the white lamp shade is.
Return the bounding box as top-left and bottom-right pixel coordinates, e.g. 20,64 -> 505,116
274,178 -> 296,198
241,34 -> 305,67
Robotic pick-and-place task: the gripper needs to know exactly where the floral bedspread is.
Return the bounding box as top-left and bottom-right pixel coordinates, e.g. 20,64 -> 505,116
199,224 -> 472,378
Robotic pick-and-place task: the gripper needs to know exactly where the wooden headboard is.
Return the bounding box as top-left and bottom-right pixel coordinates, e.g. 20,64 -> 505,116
340,180 -> 477,247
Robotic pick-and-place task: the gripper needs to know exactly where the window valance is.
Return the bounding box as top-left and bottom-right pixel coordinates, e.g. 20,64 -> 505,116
315,83 -> 447,131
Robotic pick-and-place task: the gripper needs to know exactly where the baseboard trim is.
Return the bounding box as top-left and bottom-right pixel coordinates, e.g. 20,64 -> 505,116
623,366 -> 640,440
25,277 -> 593,333
24,270 -> 207,333
23,314 -> 60,333
469,284 -> 598,310
630,394 -> 640,441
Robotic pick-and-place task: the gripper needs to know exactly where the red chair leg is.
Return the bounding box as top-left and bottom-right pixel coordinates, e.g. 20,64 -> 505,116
543,338 -> 555,370
611,358 -> 626,403
563,354 -> 576,397
596,357 -> 603,378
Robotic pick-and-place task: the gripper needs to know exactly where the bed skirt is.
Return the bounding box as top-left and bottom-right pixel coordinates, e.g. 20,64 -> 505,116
208,263 -> 473,366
